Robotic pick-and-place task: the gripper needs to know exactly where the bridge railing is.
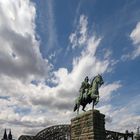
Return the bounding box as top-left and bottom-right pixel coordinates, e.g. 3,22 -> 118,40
18,125 -> 134,140
106,130 -> 134,140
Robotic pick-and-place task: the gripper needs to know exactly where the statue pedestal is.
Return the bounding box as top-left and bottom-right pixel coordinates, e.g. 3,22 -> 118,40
71,110 -> 106,140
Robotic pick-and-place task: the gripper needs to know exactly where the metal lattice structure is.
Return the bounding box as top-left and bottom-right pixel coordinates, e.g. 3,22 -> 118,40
18,135 -> 35,140
18,124 -> 134,140
34,124 -> 71,140
106,130 -> 134,140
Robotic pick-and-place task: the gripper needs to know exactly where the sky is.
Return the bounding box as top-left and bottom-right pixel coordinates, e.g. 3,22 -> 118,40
0,0 -> 140,139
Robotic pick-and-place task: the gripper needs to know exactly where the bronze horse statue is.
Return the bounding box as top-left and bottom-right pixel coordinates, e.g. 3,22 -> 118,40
74,75 -> 104,113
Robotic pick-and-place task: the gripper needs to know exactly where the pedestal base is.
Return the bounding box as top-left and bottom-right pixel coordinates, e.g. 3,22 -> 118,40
71,110 -> 105,140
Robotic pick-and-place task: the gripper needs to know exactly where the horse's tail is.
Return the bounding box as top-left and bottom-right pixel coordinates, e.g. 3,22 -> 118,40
73,103 -> 77,112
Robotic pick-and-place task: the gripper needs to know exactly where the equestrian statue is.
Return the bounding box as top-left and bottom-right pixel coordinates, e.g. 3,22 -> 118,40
74,74 -> 104,113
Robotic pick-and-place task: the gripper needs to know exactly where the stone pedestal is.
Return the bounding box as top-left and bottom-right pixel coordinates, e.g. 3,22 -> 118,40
71,110 -> 105,140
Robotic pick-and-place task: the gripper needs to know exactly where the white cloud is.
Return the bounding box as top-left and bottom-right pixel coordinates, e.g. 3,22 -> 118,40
107,98 -> 140,133
0,0 -> 51,82
96,94 -> 140,134
69,15 -> 88,49
130,21 -> 140,59
130,22 -> 140,45
45,0 -> 58,51
122,21 -> 140,60
100,82 -> 122,102
0,9 -> 113,138
0,2 -> 134,139
48,51 -> 56,60
0,0 -> 51,138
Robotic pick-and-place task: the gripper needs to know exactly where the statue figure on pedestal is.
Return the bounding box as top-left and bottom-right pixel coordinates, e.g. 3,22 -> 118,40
74,74 -> 104,114
79,76 -> 90,104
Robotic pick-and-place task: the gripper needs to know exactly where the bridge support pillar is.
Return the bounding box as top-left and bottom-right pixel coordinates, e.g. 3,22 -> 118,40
71,110 -> 105,140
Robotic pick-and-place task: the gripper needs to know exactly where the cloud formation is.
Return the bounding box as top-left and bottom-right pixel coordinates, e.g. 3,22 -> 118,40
0,0 -> 51,138
122,21 -> 140,60
69,15 -> 88,49
0,0 -> 51,82
45,0 -> 58,51
0,1 -> 139,139
130,22 -> 140,59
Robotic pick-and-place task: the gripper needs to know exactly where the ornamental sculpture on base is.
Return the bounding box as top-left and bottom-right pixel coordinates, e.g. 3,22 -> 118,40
73,74 -> 104,114
71,75 -> 105,140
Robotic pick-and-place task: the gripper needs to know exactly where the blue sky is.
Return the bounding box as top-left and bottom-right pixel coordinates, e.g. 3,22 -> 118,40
33,0 -> 140,109
0,0 -> 140,139
34,0 -> 140,78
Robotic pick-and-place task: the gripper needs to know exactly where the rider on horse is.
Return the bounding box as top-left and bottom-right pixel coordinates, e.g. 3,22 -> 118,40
79,76 -> 90,102
74,75 -> 104,113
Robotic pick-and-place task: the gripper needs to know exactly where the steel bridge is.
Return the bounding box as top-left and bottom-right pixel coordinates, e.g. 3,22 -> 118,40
106,130 -> 134,140
18,135 -> 35,140
18,124 -> 134,140
35,124 -> 70,140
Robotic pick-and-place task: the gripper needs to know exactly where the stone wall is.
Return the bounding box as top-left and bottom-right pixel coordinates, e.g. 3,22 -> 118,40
71,110 -> 105,140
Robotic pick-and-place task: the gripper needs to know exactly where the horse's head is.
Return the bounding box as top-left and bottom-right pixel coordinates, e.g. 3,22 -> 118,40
96,74 -> 104,86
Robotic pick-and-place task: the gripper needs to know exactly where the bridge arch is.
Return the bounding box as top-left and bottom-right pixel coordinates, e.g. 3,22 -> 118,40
18,135 -> 34,140
34,124 -> 71,140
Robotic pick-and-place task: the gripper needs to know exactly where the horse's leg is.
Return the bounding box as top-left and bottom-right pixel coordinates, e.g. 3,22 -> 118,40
82,104 -> 86,112
92,100 -> 95,110
82,97 -> 87,112
77,106 -> 79,114
73,103 -> 76,112
77,103 -> 80,114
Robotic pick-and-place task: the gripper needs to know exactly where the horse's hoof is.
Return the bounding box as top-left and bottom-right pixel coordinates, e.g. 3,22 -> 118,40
82,109 -> 86,112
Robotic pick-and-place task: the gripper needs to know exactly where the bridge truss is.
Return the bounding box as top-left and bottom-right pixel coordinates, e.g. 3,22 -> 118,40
34,124 -> 71,140
18,135 -> 35,140
18,124 -> 134,140
106,130 -> 134,140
